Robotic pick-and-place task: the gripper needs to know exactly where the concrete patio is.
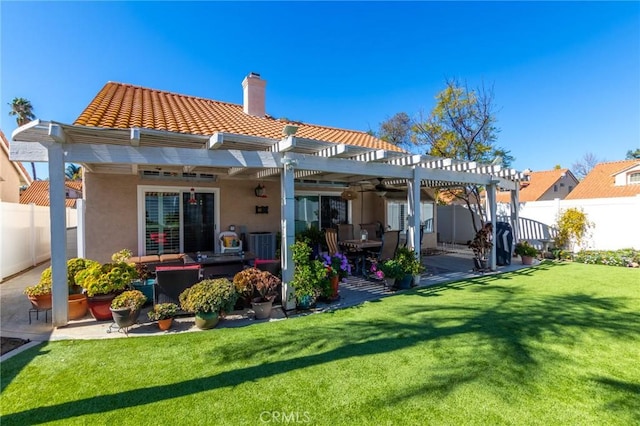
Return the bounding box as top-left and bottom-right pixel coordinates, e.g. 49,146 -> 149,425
1,244 -> 534,356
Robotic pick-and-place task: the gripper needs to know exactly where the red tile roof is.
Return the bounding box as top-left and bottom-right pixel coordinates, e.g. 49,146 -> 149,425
496,169 -> 574,203
565,160 -> 640,200
19,180 -> 82,207
74,82 -> 403,152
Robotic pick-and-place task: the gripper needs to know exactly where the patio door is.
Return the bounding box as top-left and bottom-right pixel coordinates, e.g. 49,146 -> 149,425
138,186 -> 219,255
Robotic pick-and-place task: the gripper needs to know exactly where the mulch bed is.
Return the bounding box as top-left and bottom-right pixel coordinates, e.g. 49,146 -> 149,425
1,337 -> 31,356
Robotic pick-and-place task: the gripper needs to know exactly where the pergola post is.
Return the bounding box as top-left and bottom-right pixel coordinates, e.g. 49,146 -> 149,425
76,199 -> 86,258
407,168 -> 422,254
280,155 -> 296,310
48,143 -> 68,326
487,181 -> 498,271
510,184 -> 520,246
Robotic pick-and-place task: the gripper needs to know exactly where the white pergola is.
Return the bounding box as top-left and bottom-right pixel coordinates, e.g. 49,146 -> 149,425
11,120 -> 524,326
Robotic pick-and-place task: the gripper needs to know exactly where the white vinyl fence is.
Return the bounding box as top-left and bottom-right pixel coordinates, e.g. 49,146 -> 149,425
514,196 -> 640,251
0,202 -> 78,282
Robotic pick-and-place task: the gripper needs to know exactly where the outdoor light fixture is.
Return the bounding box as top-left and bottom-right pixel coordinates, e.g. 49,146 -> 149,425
254,183 -> 267,198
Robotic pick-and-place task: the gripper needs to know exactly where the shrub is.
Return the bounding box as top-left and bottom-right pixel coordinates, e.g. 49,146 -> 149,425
573,249 -> 640,268
179,278 -> 238,314
514,241 -> 539,257
37,258 -> 101,295
290,240 -> 329,300
555,208 -> 593,251
233,267 -> 281,303
75,262 -> 138,297
147,303 -> 179,321
395,247 -> 425,275
110,290 -> 147,310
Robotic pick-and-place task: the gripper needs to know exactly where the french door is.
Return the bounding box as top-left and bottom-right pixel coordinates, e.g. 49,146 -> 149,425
138,186 -> 219,255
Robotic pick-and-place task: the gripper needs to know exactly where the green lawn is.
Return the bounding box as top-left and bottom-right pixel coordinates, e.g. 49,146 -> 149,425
2,262 -> 639,425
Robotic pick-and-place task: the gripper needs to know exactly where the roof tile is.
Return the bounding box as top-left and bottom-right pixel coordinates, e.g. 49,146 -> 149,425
565,160 -> 640,199
74,82 -> 403,152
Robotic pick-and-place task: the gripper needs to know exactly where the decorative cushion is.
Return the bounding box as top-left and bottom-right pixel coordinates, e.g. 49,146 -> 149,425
159,253 -> 184,262
223,236 -> 235,247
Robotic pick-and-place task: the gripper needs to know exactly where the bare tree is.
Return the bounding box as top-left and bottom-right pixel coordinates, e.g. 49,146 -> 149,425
412,79 -> 512,232
378,112 -> 413,150
572,153 -> 599,180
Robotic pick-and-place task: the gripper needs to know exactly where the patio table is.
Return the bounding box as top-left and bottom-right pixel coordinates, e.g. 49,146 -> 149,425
339,240 -> 383,275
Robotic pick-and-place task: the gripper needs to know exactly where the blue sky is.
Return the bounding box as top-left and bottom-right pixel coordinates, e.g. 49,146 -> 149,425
2,1 -> 638,180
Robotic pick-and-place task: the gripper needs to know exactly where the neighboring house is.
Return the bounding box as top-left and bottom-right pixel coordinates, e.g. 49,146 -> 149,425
565,159 -> 640,200
19,180 -> 83,207
0,130 -> 32,202
11,72 -> 525,320
497,168 -> 579,203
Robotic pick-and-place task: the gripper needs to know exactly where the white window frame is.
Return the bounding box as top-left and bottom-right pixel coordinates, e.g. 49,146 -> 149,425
137,185 -> 220,255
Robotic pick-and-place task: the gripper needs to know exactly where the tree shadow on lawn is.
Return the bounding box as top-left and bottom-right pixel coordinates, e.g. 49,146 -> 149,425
2,271 -> 638,424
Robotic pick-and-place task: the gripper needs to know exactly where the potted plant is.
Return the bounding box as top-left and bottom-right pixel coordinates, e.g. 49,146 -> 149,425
290,240 -> 329,309
74,250 -> 139,321
296,225 -> 325,258
109,289 -> 147,329
179,278 -> 238,329
233,267 -> 281,319
468,224 -> 493,271
395,247 -> 425,288
514,241 -> 538,265
26,258 -> 99,319
321,252 -> 351,300
377,259 -> 405,289
147,302 -> 179,330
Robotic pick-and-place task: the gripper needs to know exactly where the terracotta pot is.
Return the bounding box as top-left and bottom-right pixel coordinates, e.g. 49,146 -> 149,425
521,255 -> 534,265
194,312 -> 219,329
252,299 -> 273,320
158,318 -> 173,331
28,293 -> 52,310
68,294 -> 88,320
87,293 -> 117,321
329,275 -> 340,301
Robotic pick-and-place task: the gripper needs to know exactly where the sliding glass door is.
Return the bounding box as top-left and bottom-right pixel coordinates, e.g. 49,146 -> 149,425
139,186 -> 219,255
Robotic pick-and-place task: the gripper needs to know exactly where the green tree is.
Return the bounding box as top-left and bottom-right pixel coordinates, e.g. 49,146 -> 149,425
65,163 -> 82,181
626,148 -> 640,159
411,79 -> 513,232
8,97 -> 37,180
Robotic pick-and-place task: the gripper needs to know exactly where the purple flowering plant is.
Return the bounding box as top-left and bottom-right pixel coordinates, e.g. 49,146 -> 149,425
322,252 -> 351,279
369,260 -> 385,280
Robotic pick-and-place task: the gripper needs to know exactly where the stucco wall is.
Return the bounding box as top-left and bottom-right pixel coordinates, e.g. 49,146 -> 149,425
0,152 -> 22,203
538,174 -> 579,201
84,174 -> 285,261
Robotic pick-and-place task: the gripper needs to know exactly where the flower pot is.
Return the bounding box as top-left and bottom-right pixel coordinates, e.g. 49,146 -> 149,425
413,274 -> 422,286
87,293 -> 117,321
68,293 -> 88,320
28,293 -> 52,311
110,306 -> 141,329
396,274 -> 413,290
194,311 -> 219,329
132,280 -> 154,306
252,299 -> 274,320
296,294 -> 315,310
157,318 -> 173,331
473,258 -> 488,271
521,255 -> 534,265
329,275 -> 340,301
384,277 -> 396,289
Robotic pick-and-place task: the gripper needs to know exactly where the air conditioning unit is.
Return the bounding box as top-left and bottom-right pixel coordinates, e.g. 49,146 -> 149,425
249,232 -> 276,260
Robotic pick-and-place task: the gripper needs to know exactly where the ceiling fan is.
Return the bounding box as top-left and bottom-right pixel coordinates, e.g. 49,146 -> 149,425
359,177 -> 403,196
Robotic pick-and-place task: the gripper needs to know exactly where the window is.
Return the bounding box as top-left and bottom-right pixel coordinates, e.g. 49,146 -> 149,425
629,172 -> 640,185
138,186 -> 219,255
386,201 -> 434,233
553,185 -> 558,192
294,193 -> 349,233
568,185 -> 573,192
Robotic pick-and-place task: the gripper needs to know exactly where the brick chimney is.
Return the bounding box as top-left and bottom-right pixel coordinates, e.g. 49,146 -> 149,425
242,72 -> 266,117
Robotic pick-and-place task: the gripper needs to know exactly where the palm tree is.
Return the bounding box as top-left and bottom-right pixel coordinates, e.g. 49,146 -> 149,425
8,97 -> 37,180
65,163 -> 82,181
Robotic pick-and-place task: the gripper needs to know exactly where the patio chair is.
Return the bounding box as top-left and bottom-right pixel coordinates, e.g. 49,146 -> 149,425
219,231 -> 242,254
325,228 -> 339,255
337,224 -> 354,241
359,223 -> 381,240
154,264 -> 202,312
